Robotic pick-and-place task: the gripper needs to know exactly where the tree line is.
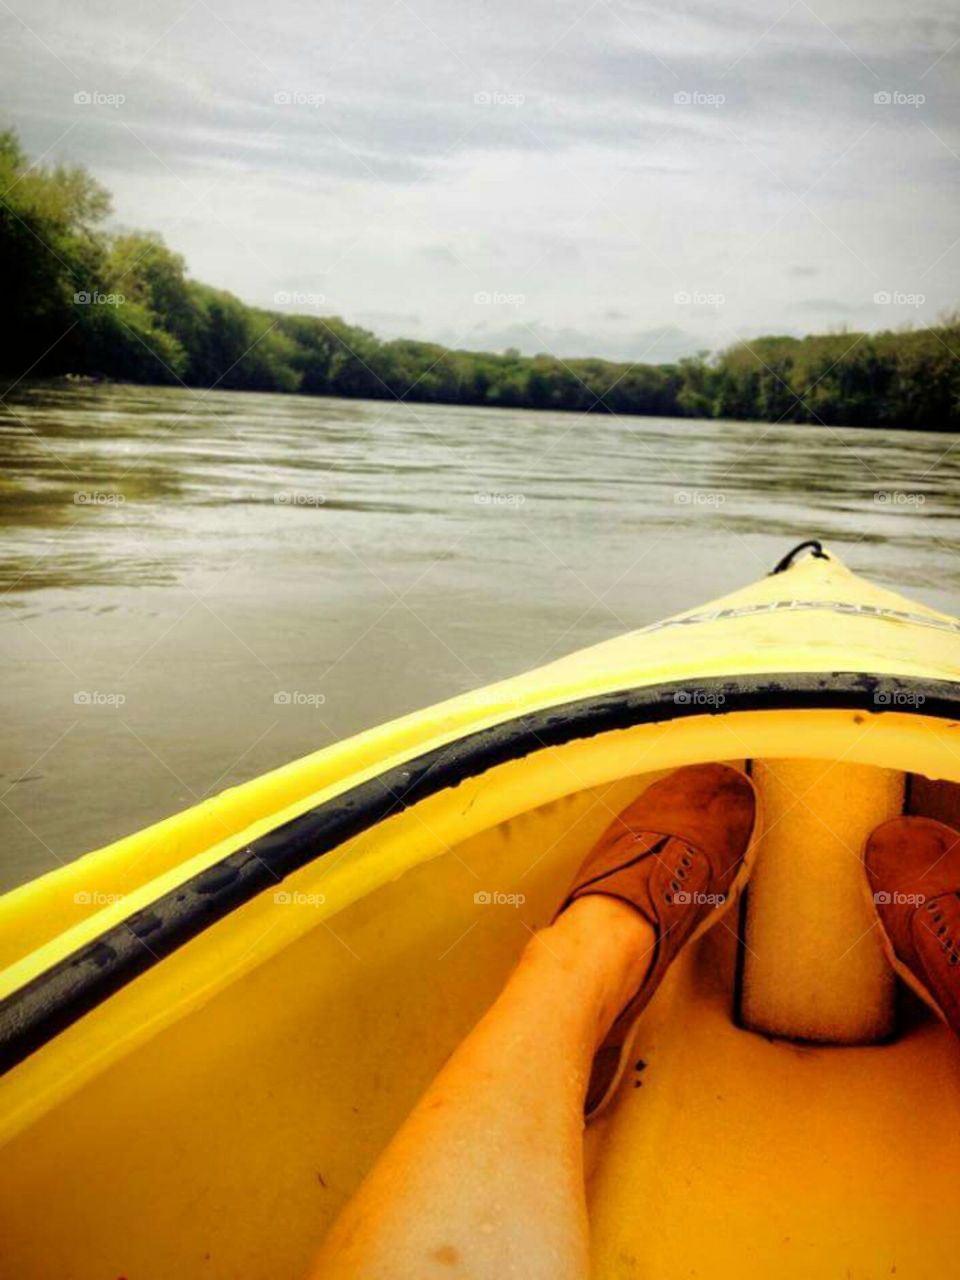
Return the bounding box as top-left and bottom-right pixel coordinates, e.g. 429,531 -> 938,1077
1,128 -> 957,430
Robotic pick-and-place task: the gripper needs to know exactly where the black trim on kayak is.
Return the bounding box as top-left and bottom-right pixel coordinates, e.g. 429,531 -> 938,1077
3,670 -> 960,1075
770,539 -> 829,574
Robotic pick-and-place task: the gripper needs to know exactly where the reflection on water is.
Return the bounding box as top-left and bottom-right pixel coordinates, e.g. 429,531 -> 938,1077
1,381 -> 958,888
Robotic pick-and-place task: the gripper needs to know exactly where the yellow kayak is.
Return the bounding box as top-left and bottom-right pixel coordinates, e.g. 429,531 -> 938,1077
2,541 -> 960,1278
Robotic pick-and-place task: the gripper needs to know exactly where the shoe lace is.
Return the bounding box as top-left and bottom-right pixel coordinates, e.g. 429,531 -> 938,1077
925,896 -> 960,966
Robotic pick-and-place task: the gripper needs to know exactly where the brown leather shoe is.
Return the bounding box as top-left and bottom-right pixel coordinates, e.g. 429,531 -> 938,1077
560,763 -> 759,1117
864,816 -> 960,1031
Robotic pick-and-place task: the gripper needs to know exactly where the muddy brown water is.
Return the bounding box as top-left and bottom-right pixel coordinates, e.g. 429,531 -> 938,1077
1,382 -> 957,890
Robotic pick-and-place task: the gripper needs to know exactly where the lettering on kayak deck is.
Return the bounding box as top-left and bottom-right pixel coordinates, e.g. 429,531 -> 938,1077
642,600 -> 960,637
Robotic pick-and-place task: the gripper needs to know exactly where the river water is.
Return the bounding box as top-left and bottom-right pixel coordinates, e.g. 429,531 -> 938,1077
1,382 -> 958,889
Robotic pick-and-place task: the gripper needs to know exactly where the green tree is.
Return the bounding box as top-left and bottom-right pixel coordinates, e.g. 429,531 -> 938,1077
1,125 -> 957,431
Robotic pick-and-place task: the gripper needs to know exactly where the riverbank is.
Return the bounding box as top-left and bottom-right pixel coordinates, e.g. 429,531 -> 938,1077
3,127 -> 958,432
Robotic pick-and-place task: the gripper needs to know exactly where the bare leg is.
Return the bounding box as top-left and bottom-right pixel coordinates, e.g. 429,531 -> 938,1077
313,896 -> 655,1280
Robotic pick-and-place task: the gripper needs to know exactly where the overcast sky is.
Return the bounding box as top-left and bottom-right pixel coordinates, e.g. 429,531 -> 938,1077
3,0 -> 958,361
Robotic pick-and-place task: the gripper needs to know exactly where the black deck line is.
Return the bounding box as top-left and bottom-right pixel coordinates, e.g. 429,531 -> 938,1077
2,670 -> 959,1074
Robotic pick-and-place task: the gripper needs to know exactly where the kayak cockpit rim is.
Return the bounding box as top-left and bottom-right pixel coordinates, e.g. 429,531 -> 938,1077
2,669 -> 960,1075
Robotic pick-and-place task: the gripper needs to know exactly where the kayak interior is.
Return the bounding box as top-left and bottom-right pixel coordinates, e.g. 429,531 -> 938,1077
2,703 -> 960,1278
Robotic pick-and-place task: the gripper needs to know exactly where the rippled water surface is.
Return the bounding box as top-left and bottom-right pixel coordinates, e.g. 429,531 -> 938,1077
2,382 -> 958,888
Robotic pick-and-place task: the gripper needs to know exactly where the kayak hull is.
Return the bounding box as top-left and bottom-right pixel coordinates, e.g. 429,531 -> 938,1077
2,548 -> 960,1278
